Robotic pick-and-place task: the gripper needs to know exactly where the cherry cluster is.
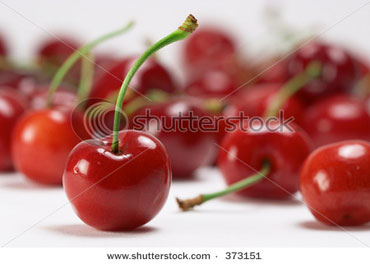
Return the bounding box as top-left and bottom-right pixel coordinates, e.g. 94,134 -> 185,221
0,14 -> 369,231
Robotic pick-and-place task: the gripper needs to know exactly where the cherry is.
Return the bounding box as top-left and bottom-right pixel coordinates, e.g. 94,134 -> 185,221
89,56 -> 177,103
12,107 -> 86,185
0,88 -> 28,171
64,130 -> 171,230
286,41 -> 360,102
224,83 -> 304,125
176,120 -> 312,210
184,69 -> 238,98
28,87 -> 76,110
63,15 -> 197,230
218,121 -> 312,199
303,94 -> 370,148
183,27 -> 236,76
11,24 -> 134,185
300,140 -> 370,226
130,98 -> 215,178
36,36 -> 81,83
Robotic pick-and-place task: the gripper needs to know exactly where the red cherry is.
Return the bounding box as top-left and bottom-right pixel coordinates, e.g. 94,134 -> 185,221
225,83 -> 304,125
184,69 -> 238,98
0,69 -> 48,95
63,130 -> 171,230
286,41 -> 360,102
183,27 -> 236,76
131,98 -> 215,178
0,88 -> 28,171
218,121 -> 312,199
300,140 -> 370,226
36,36 -> 81,84
303,94 -> 370,148
90,57 -> 176,102
12,107 -> 86,185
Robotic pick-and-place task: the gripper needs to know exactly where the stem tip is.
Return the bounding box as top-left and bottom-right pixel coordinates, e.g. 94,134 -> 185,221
176,195 -> 203,211
178,14 -> 198,33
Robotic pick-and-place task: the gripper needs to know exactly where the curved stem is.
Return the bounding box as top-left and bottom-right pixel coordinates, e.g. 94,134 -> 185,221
264,61 -> 321,118
45,21 -> 134,107
77,52 -> 95,107
111,14 -> 198,153
176,162 -> 271,211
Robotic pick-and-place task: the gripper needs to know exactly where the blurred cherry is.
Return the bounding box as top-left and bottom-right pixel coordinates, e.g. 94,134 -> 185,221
0,88 -> 28,171
303,94 -> 370,148
286,41 -> 360,102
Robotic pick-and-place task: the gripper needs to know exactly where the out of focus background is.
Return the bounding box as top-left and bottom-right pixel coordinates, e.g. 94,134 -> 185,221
1,0 -> 370,83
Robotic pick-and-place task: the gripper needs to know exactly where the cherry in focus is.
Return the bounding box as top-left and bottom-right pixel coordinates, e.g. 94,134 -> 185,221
63,130 -> 171,230
0,88 -> 28,171
286,41 -> 360,102
303,94 -> 370,148
300,140 -> 370,226
218,121 -> 312,199
130,98 -> 215,178
12,107 -> 87,185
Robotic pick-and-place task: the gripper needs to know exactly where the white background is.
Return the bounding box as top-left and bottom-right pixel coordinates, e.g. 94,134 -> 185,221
1,0 -> 370,248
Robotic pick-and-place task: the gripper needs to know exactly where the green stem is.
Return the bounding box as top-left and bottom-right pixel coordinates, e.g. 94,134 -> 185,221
111,14 -> 198,153
45,21 -> 134,107
176,162 -> 271,211
264,61 -> 321,118
77,52 -> 95,106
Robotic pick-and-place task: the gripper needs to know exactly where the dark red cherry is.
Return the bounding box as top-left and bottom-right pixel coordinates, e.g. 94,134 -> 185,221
0,88 -> 28,171
36,36 -> 81,83
130,98 -> 215,178
12,107 -> 87,185
286,41 -> 360,102
63,130 -> 171,230
184,69 -> 239,98
303,94 -> 370,148
183,27 -> 236,76
218,121 -> 312,199
300,140 -> 370,226
90,57 -> 176,102
0,69 -> 48,95
224,83 -> 304,125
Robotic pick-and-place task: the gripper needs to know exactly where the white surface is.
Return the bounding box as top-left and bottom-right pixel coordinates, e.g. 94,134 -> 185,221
1,168 -> 369,248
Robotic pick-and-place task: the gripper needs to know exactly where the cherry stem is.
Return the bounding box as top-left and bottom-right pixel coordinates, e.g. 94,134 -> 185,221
176,162 -> 271,211
264,61 -> 321,118
111,14 -> 198,153
45,21 -> 134,107
77,52 -> 95,107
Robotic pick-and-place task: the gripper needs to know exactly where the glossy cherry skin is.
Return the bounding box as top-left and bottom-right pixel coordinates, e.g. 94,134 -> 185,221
184,69 -> 238,98
183,27 -> 236,76
12,107 -> 87,185
90,57 -> 176,102
218,121 -> 312,199
0,89 -> 28,171
63,130 -> 171,231
286,41 -> 360,102
303,94 -> 370,148
300,140 -> 370,226
130,98 -> 215,178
